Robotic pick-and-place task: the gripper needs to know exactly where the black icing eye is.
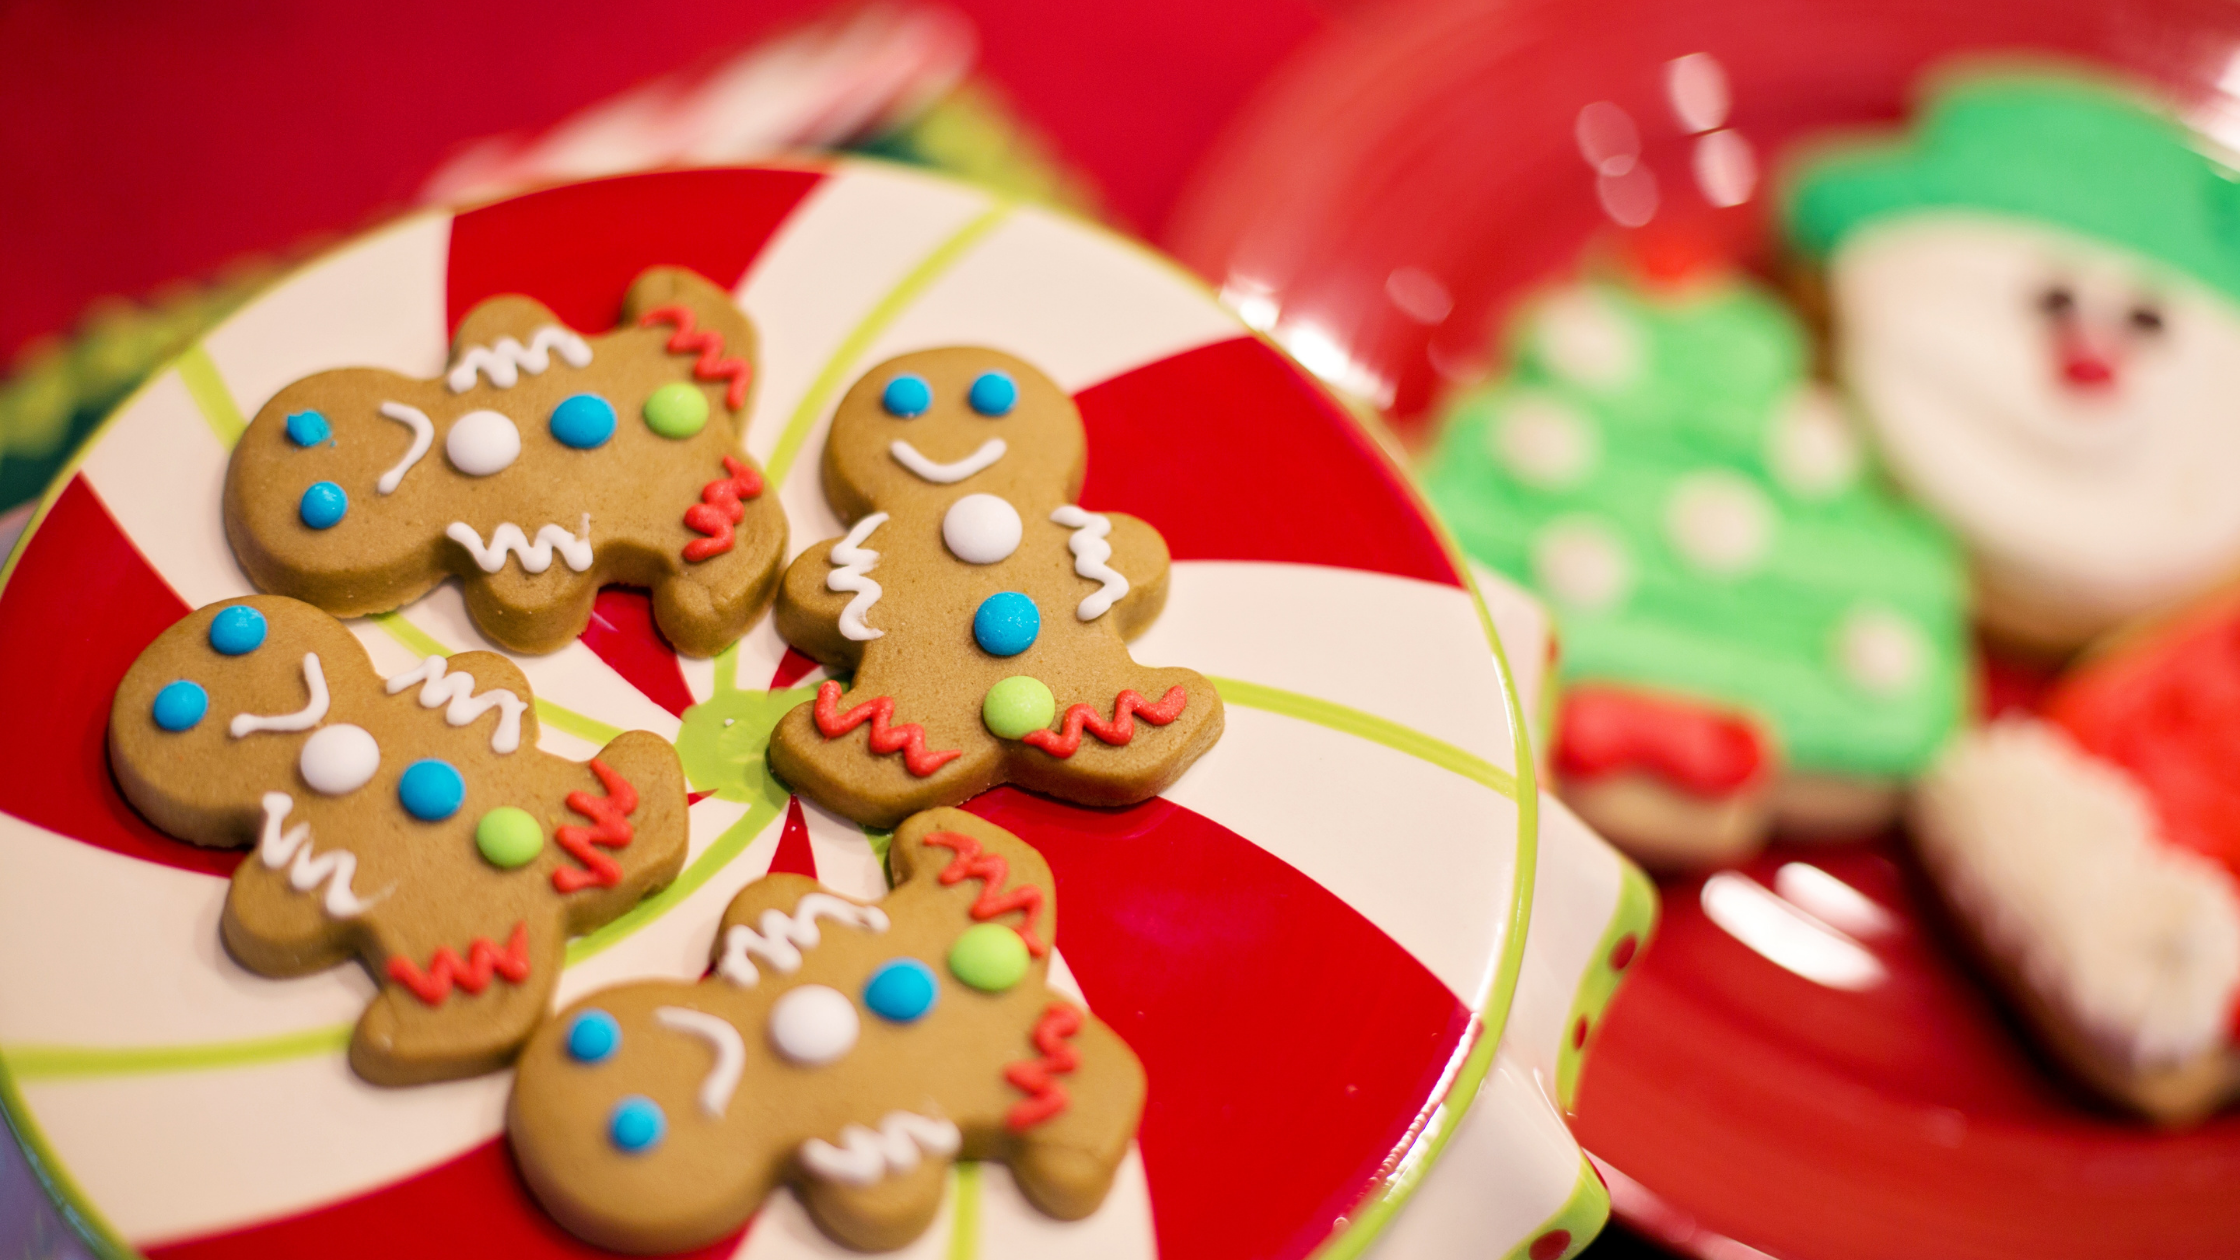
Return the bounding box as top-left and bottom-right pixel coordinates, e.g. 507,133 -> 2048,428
2037,285 -> 2077,318
2129,304 -> 2165,336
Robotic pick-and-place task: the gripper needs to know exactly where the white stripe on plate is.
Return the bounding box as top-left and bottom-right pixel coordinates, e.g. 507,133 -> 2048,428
1501,793 -> 1627,1086
75,372 -> 246,609
974,1145 -> 1156,1260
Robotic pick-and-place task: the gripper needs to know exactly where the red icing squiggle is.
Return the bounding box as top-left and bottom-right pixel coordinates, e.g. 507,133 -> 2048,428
923,831 -> 1047,957
1554,687 -> 1771,797
812,680 -> 961,777
1002,1002 -> 1082,1131
553,760 -> 638,893
387,922 -> 531,1006
682,455 -> 765,563
638,305 -> 753,409
1022,686 -> 1188,758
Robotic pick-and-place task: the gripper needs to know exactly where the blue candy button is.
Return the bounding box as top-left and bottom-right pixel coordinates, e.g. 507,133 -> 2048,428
882,374 -> 931,418
968,371 -> 1018,417
284,410 -> 332,447
398,759 -> 465,821
863,958 -> 939,1023
152,681 -> 208,732
550,393 -> 617,449
208,605 -> 268,656
567,1009 -> 621,1064
973,592 -> 1040,657
610,1095 -> 665,1153
299,481 -> 347,530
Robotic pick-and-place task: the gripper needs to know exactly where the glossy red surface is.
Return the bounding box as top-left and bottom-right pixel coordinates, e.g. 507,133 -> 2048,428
1175,1 -> 2240,1254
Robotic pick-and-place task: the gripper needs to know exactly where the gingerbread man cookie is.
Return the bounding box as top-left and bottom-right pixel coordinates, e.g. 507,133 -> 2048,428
109,596 -> 689,1084
223,266 -> 786,656
509,807 -> 1145,1253
768,349 -> 1223,828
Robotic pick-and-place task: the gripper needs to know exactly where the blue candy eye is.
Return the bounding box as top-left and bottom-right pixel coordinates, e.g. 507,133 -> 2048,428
882,374 -> 932,418
550,394 -> 617,449
609,1095 -> 665,1152
299,482 -> 347,530
152,681 -> 208,732
863,958 -> 938,1023
968,372 -> 1017,417
284,410 -> 332,447
208,606 -> 268,656
567,1010 -> 621,1063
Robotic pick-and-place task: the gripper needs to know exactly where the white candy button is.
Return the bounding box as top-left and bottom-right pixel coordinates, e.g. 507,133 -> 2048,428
299,724 -> 381,796
768,984 -> 860,1066
942,493 -> 1023,565
445,409 -> 522,476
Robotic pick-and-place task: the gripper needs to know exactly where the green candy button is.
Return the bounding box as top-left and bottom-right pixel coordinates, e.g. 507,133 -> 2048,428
643,382 -> 710,438
476,807 -> 544,869
948,922 -> 1031,992
982,675 -> 1056,740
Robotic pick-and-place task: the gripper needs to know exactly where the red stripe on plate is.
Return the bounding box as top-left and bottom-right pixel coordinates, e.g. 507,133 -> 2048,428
146,1136 -> 748,1260
1076,336 -> 1460,588
576,588 -> 695,719
768,795 -> 818,878
0,476 -> 235,877
445,167 -> 825,334
965,787 -> 1471,1260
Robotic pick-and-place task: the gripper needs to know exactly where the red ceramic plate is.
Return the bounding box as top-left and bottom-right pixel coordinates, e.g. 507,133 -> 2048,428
1170,1 -> 2240,1256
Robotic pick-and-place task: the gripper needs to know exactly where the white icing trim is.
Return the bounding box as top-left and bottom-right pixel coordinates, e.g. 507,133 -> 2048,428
653,1006 -> 747,1119
890,437 -> 1006,484
445,515 -> 594,575
445,326 -> 592,393
1050,505 -> 1129,621
230,653 -> 331,738
1913,718 -> 2240,1067
257,791 -> 383,918
374,402 -> 434,495
798,1111 -> 961,1186
383,656 -> 527,754
826,513 -> 890,642
715,893 -> 889,987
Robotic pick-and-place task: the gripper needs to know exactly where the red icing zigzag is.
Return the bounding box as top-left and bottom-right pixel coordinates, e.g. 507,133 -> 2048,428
813,680 -> 962,777
639,304 -> 753,409
682,455 -> 765,562
387,921 -> 531,1006
1003,1002 -> 1082,1131
553,759 -> 638,893
1022,686 -> 1188,758
923,831 -> 1047,957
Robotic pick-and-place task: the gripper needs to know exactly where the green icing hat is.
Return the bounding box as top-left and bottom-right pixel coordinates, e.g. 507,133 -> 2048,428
1785,72 -> 2240,304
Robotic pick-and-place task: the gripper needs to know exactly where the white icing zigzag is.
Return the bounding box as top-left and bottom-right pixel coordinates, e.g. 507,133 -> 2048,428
231,653 -> 331,737
258,792 -> 382,918
654,1006 -> 747,1118
446,326 -> 592,393
375,402 -> 434,495
716,893 -> 890,987
799,1111 -> 962,1186
826,513 -> 890,642
384,656 -> 528,754
1050,505 -> 1129,621
890,437 -> 1007,484
447,515 -> 595,575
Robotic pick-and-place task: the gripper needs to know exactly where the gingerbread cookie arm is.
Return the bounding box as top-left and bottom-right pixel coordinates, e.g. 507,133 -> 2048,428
1082,510 -> 1171,641
775,537 -> 870,671
1001,1008 -> 1145,1221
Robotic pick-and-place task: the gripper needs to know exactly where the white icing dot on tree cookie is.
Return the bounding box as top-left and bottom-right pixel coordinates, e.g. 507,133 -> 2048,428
1532,516 -> 1633,611
1665,469 -> 1774,577
1490,393 -> 1599,490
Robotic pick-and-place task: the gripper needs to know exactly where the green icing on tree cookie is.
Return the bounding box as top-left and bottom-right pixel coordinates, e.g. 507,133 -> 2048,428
1422,276 -> 1967,779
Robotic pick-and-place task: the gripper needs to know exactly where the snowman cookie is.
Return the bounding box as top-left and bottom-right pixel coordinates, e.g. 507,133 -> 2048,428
109,596 -> 689,1084
1421,272 -> 1967,868
767,348 -> 1223,829
509,807 -> 1145,1253
223,266 -> 785,656
1786,70 -> 2240,652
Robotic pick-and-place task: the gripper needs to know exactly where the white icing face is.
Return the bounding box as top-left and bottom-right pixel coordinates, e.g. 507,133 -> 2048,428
1833,213 -> 2240,627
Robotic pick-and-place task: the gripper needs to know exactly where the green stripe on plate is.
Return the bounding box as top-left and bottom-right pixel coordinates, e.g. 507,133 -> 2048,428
175,346 -> 246,449
1502,1154 -> 1612,1260
946,1162 -> 981,1260
4,1024 -> 350,1082
1210,676 -> 1516,799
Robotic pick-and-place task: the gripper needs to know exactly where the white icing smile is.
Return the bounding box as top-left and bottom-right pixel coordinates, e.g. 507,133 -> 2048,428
891,438 -> 1006,484
446,515 -> 594,575
376,402 -> 434,495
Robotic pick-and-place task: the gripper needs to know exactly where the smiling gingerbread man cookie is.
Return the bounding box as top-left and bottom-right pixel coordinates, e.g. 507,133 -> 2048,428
509,807 -> 1145,1253
109,595 -> 689,1084
223,266 -> 785,656
767,348 -> 1223,828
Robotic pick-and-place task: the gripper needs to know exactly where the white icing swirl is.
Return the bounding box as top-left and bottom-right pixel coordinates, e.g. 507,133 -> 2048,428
383,656 -> 526,753
446,326 -> 591,393
231,653 -> 331,738
1050,504 -> 1129,621
826,513 -> 890,642
446,515 -> 594,575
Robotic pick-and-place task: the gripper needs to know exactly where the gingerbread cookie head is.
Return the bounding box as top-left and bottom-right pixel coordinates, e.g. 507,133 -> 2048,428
820,347 -> 1086,523
1787,73 -> 2240,648
223,266 -> 786,656
768,349 -> 1224,829
510,808 -> 1145,1253
109,596 -> 690,1084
